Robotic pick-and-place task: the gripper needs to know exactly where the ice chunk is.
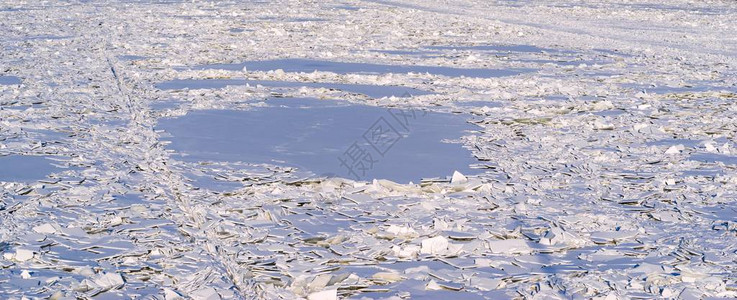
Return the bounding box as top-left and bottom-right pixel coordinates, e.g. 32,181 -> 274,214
191,287 -> 220,300
590,231 -> 637,244
93,272 -> 125,290
426,280 -> 443,291
451,171 -> 468,184
578,249 -> 626,262
33,223 -> 57,234
392,244 -> 421,258
164,288 -> 185,300
421,236 -> 449,255
372,272 -> 403,282
487,239 -> 532,254
308,274 -> 333,291
470,277 -> 501,291
665,144 -> 685,154
538,227 -> 587,247
705,142 -> 718,152
386,225 -> 418,237
307,289 -> 337,300
60,227 -> 88,238
631,263 -> 664,275
13,248 -> 34,262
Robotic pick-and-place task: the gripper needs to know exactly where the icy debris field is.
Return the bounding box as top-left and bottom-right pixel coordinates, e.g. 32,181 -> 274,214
1,0 -> 737,299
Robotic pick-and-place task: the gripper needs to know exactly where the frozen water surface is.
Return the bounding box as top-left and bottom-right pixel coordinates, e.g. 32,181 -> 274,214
155,78 -> 431,98
427,44 -> 549,53
192,58 -> 528,78
689,153 -> 737,165
6,1 -> 737,298
333,4 -> 360,10
117,55 -> 147,61
0,155 -> 69,182
371,49 -> 436,56
644,138 -> 701,147
524,58 -> 609,66
623,82 -> 727,94
0,76 -> 22,85
157,98 -> 478,183
288,17 -> 326,22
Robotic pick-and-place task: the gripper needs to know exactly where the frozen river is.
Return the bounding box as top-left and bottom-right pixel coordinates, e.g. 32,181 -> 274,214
1,0 -> 736,299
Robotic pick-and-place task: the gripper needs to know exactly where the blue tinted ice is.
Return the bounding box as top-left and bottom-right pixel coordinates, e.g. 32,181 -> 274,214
689,153 -> 737,165
155,79 -> 431,98
157,98 -> 478,183
0,76 -> 22,85
118,55 -> 147,61
192,58 -> 527,78
0,155 -> 68,182
427,44 -> 549,53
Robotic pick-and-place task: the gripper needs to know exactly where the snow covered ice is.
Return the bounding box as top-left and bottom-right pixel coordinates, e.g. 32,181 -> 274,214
1,0 -> 737,299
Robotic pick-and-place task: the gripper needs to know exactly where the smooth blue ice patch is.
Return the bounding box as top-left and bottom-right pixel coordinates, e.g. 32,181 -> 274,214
682,168 -> 723,178
524,59 -> 608,66
118,55 -> 147,61
608,3 -> 725,15
0,76 -> 22,85
689,153 -> 737,165
455,100 -> 503,108
26,35 -> 72,40
427,44 -> 549,53
288,17 -> 326,22
190,58 -> 528,78
30,129 -> 70,142
623,83 -> 725,94
645,139 -> 701,148
544,95 -> 570,101
593,109 -> 626,117
157,98 -> 479,183
690,203 -> 737,221
333,5 -> 360,10
371,49 -> 437,56
155,78 -> 432,98
595,49 -> 634,57
0,155 -> 69,182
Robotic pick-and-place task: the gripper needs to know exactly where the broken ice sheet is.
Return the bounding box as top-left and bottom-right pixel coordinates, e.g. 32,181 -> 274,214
590,231 -> 639,244
487,239 -> 533,255
4,1 -> 737,299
